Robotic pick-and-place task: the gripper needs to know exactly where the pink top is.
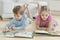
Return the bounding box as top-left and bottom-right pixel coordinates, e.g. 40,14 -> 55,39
36,15 -> 52,26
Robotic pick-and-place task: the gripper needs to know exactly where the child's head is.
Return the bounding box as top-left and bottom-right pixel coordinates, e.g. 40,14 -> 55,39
40,6 -> 50,21
13,6 -> 24,20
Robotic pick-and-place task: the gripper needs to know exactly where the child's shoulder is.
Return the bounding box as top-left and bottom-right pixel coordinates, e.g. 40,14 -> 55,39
48,15 -> 52,19
48,15 -> 53,21
36,15 -> 40,17
36,15 -> 41,20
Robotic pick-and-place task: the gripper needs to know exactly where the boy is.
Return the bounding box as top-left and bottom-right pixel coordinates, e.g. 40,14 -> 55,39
3,4 -> 29,33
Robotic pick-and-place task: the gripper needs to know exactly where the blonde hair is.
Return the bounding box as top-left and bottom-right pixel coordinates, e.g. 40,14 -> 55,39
40,6 -> 50,14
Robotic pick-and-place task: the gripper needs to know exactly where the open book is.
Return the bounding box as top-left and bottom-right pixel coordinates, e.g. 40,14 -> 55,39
15,32 -> 33,38
35,30 -> 48,34
5,32 -> 33,38
34,30 -> 60,36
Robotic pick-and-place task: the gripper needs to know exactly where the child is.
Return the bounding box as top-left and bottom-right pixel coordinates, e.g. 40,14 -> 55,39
36,4 -> 57,31
3,4 -> 29,33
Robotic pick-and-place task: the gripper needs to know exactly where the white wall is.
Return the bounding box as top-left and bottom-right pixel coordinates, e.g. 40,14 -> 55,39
3,0 -> 14,14
2,0 -> 60,14
2,0 -> 15,18
33,0 -> 60,11
0,0 -> 3,15
49,1 -> 60,11
1,0 -> 60,16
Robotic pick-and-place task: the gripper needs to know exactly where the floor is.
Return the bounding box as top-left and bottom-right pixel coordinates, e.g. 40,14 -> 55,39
0,16 -> 60,40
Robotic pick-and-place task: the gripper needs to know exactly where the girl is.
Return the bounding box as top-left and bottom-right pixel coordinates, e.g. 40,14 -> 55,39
36,5 -> 57,31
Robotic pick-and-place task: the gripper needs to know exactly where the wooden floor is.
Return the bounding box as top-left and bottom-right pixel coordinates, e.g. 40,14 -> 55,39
0,16 -> 60,40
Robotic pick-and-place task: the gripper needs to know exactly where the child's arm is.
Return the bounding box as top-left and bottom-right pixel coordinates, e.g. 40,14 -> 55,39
12,15 -> 28,30
36,19 -> 42,30
12,25 -> 25,30
3,24 -> 15,33
9,24 -> 15,30
13,21 -> 27,30
36,19 -> 47,30
3,19 -> 15,33
47,21 -> 53,31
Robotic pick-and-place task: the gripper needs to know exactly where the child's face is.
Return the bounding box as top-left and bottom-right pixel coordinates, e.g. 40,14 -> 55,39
14,14 -> 23,21
14,8 -> 24,21
40,11 -> 49,21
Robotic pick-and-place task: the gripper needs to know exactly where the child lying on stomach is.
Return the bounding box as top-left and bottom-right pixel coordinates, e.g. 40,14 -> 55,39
3,4 -> 29,33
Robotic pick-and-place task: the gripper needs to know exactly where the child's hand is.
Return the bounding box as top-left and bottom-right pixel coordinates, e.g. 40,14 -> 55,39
9,24 -> 15,30
3,29 -> 10,33
37,26 -> 42,30
37,26 -> 47,30
41,27 -> 47,30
